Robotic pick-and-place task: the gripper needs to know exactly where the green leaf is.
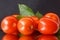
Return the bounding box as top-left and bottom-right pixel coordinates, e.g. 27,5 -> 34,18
57,35 -> 60,40
35,11 -> 43,19
18,34 -> 23,37
16,15 -> 23,20
56,29 -> 60,35
18,4 -> 35,16
56,28 -> 60,40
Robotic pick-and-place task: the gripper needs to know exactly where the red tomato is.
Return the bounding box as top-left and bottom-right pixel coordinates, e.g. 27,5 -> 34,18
12,14 -> 19,35
2,34 -> 18,40
1,16 -> 18,34
12,14 -> 19,17
37,35 -> 58,40
19,35 -> 34,40
30,16 -> 39,29
38,18 -> 59,34
17,17 -> 34,35
44,12 -> 59,23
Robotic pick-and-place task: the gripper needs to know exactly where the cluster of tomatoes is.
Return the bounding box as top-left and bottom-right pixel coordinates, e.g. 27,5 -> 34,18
1,12 -> 60,40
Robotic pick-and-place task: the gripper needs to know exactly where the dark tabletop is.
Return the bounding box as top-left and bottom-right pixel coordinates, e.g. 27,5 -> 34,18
0,0 -> 60,40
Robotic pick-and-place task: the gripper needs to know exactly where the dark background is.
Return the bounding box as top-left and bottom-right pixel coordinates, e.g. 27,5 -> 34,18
0,0 -> 60,40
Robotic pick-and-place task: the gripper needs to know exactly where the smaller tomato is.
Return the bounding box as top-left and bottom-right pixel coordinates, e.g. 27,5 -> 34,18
19,35 -> 34,40
2,34 -> 18,40
30,16 -> 39,29
10,14 -> 19,35
17,17 -> 34,35
12,14 -> 19,17
37,35 -> 58,40
1,16 -> 18,34
43,12 -> 59,23
38,18 -> 59,34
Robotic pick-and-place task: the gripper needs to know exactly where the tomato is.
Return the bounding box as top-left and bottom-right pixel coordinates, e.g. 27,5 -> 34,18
37,35 -> 58,40
38,18 -> 59,34
30,16 -> 39,29
17,17 -> 34,35
44,12 -> 59,23
1,16 -> 18,34
12,14 -> 20,35
12,14 -> 19,17
19,35 -> 34,40
2,34 -> 18,40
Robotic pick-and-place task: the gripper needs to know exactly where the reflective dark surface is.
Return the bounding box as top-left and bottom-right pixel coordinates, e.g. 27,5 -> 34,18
0,31 -> 60,40
0,0 -> 60,40
0,31 -> 5,40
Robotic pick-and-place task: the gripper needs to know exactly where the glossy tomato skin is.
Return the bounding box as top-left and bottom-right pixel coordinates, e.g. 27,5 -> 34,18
19,35 -> 34,40
30,16 -> 39,29
44,12 -> 59,23
38,18 -> 59,34
1,16 -> 18,34
37,35 -> 58,40
2,34 -> 18,40
17,17 -> 34,35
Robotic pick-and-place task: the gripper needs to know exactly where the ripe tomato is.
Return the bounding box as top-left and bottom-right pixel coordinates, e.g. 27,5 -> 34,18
38,18 -> 59,34
1,16 -> 18,34
12,14 -> 20,35
30,16 -> 39,29
44,12 -> 59,23
37,35 -> 58,40
12,14 -> 19,17
19,35 -> 34,40
17,17 -> 34,35
2,34 -> 18,40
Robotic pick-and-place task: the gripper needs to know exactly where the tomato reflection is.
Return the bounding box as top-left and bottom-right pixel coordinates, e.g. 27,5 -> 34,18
2,34 -> 18,40
2,34 -> 59,40
37,35 -> 58,40
19,35 -> 34,40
